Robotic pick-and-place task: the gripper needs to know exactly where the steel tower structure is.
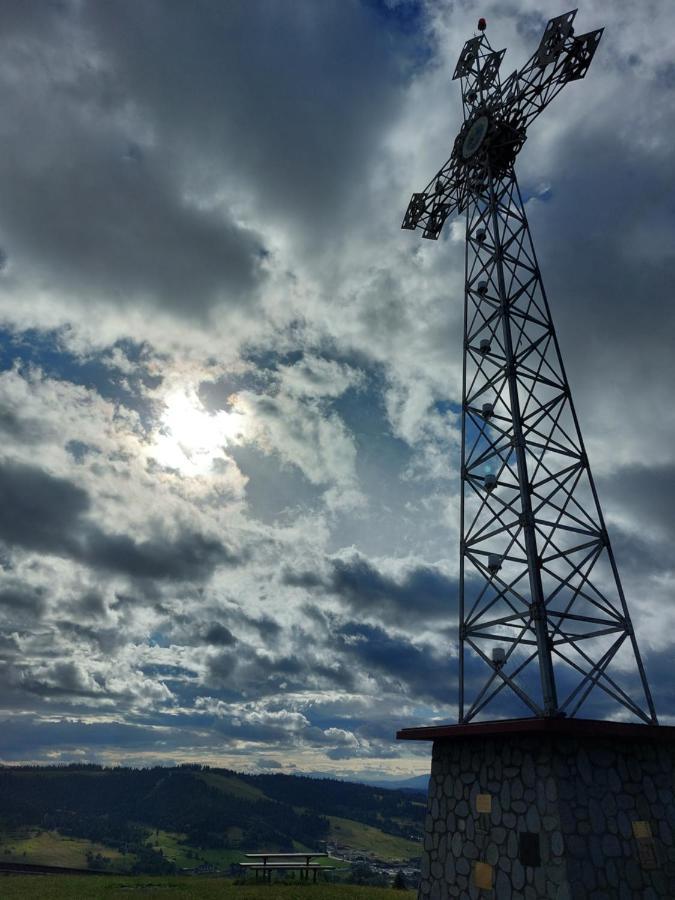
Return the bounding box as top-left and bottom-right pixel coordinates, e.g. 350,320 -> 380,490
402,10 -> 657,725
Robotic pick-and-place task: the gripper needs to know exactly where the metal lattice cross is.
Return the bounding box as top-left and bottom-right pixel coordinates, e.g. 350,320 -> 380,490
402,10 -> 657,724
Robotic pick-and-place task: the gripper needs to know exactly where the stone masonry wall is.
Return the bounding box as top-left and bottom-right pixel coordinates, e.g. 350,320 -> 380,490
418,733 -> 675,899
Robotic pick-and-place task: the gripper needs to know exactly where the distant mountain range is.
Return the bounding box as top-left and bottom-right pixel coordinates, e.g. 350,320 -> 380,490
360,774 -> 430,792
300,769 -> 430,793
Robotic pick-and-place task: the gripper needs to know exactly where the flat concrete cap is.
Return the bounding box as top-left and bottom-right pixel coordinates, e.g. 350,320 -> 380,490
397,717 -> 675,742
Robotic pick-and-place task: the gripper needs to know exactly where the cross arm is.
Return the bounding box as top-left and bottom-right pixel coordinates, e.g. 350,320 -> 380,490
500,10 -> 603,132
453,35 -> 506,120
402,154 -> 465,240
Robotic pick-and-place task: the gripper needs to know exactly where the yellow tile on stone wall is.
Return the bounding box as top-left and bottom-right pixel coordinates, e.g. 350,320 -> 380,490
473,861 -> 493,890
476,793 -> 492,813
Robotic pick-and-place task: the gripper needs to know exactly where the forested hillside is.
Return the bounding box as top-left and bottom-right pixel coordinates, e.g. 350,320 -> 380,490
0,765 -> 425,872
248,772 -> 424,838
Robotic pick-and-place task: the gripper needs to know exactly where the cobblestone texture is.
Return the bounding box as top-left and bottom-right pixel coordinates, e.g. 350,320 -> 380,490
417,734 -> 675,899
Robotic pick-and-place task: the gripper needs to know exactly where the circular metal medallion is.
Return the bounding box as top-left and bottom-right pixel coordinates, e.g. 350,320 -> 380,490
462,115 -> 489,160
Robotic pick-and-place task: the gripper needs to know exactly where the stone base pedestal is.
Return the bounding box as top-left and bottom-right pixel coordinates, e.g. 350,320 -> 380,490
397,718 -> 675,899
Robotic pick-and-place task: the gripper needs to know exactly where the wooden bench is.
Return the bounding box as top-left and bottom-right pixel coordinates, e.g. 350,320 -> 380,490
241,852 -> 333,883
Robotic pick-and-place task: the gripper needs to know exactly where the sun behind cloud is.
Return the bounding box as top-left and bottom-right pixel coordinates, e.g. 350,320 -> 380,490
151,387 -> 245,477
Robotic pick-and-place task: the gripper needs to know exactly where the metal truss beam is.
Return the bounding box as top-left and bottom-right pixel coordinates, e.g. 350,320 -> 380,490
458,167 -> 657,724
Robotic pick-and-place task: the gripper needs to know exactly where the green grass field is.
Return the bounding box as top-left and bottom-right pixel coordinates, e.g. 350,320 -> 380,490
0,829 -> 129,870
0,876 -> 410,899
328,817 -> 420,861
149,831 -> 195,869
149,829 -> 246,870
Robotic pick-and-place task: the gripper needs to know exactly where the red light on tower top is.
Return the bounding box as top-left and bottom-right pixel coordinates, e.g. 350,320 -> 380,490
477,17 -> 487,31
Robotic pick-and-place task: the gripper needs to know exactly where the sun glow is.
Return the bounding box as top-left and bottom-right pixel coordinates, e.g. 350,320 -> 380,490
151,388 -> 245,476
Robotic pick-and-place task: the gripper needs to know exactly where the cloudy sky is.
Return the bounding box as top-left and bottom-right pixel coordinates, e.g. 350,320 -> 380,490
0,0 -> 674,780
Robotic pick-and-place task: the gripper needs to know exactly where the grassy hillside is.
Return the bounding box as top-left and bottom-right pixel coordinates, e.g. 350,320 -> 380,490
329,817 -> 421,861
0,877 -> 412,899
0,829 -> 130,870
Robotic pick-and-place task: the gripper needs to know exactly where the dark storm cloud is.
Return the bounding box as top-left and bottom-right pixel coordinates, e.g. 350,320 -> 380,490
0,460 -> 90,553
599,464 -> 675,544
0,8 -> 265,317
203,623 -> 237,646
0,716 -> 180,758
207,651 -> 237,684
20,661 -> 102,700
548,466 -> 675,586
245,614 -> 282,640
4,156 -> 262,317
283,564 -> 358,590
641,647 -> 675,720
0,460 -> 238,580
604,526 -> 665,581
56,621 -> 125,656
0,3 -> 64,39
335,620 -> 454,704
254,757 -> 284,770
284,551 -> 456,623
205,639 -> 357,696
0,0 -> 421,323
175,605 -> 282,649
208,648 -> 304,690
330,553 -> 456,620
520,124 -> 675,446
80,0 -> 415,241
0,146 -> 265,316
0,583 -> 46,620
86,530 -> 235,581
72,591 -> 108,619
